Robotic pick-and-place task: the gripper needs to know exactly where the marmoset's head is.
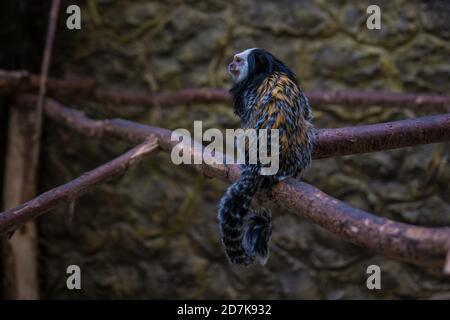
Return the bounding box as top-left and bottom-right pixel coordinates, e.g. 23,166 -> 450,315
228,48 -> 297,86
228,48 -> 256,83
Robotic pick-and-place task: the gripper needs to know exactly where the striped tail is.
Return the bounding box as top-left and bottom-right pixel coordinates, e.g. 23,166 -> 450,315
217,167 -> 273,266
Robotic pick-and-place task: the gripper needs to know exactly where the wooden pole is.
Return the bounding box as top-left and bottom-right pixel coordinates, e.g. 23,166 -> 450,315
2,105 -> 39,299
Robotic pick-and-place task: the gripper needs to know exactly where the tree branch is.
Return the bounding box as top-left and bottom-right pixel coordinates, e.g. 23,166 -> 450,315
15,95 -> 450,159
2,95 -> 449,271
0,138 -> 159,235
27,0 -> 61,196
313,114 -> 450,159
1,69 -> 450,110
33,0 -> 61,144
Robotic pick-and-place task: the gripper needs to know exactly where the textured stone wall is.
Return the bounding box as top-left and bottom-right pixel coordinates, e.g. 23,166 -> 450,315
38,0 -> 450,299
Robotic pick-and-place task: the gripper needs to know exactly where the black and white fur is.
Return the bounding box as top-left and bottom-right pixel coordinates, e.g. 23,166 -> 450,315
217,48 -> 314,266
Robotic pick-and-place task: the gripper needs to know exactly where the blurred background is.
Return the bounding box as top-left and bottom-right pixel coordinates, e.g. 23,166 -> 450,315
1,0 -> 450,299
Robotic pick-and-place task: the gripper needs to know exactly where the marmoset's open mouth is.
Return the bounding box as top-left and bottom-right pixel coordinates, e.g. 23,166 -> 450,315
229,68 -> 239,76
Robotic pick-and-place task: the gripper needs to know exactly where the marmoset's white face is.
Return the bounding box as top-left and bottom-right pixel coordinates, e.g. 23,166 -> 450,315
228,48 -> 256,83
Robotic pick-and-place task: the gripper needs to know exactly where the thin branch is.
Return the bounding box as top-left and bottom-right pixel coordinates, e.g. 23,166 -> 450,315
1,69 -> 450,110
35,0 -> 61,130
0,139 -> 159,235
307,90 -> 450,109
2,96 -> 449,271
29,0 -> 61,185
0,69 -> 96,96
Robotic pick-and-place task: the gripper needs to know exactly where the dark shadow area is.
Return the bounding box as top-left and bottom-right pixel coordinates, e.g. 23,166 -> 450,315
0,0 -> 47,298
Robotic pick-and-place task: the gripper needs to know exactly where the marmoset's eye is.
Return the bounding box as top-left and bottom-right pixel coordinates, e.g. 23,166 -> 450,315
235,56 -> 242,63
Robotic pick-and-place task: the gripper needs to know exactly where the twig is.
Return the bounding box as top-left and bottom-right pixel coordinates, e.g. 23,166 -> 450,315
0,138 -> 159,235
307,90 -> 450,109
29,0 -> 61,185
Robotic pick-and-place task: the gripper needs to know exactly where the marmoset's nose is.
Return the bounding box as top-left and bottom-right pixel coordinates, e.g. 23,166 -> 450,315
228,62 -> 237,73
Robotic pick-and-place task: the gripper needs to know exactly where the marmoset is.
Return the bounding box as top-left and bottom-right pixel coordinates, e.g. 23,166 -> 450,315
218,48 -> 314,266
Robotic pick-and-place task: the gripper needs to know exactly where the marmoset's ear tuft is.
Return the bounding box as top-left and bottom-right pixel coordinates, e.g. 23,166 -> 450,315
248,49 -> 274,78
